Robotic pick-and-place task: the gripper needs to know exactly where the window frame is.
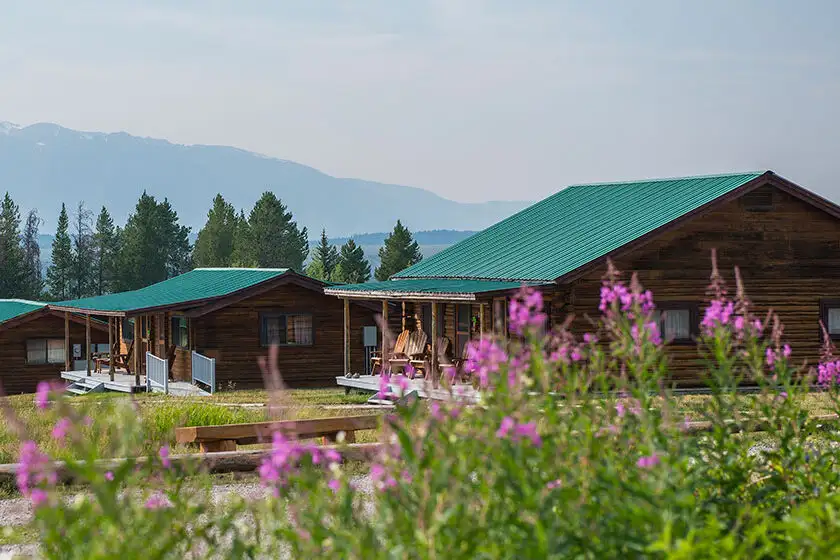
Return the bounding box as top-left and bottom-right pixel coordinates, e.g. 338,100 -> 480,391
820,299 -> 840,341
122,318 -> 134,342
26,338 -> 66,365
259,312 -> 315,347
455,304 -> 472,358
171,316 -> 189,348
656,302 -> 699,345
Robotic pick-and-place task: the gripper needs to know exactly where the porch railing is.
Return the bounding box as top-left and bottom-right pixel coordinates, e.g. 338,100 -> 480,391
146,352 -> 169,394
191,351 -> 215,394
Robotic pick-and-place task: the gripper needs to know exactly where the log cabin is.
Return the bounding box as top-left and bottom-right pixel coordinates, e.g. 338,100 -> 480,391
0,300 -> 108,394
326,171 -> 840,387
48,269 -> 378,392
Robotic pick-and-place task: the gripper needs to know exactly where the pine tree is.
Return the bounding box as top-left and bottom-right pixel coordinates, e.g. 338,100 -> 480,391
47,203 -> 73,300
375,220 -> 422,281
244,192 -> 308,270
194,194 -> 237,267
20,210 -> 43,299
0,193 -> 24,298
231,210 -> 254,266
70,202 -> 95,299
116,192 -> 192,291
93,206 -> 118,295
307,229 -> 339,280
335,239 -> 371,283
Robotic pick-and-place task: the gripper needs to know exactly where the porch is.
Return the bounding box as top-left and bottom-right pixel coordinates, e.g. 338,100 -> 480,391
324,278 -> 556,396
60,369 -> 210,396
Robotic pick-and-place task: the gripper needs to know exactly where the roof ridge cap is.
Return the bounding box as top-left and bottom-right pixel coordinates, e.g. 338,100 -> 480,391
568,170 -> 768,189
193,267 -> 289,272
0,299 -> 46,305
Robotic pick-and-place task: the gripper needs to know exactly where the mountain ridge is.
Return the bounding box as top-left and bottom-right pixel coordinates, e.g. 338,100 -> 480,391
0,121 -> 530,236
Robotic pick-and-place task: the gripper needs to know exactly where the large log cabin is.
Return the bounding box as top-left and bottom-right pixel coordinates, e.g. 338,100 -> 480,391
49,269 -> 377,391
326,171 -> 840,387
0,300 -> 108,394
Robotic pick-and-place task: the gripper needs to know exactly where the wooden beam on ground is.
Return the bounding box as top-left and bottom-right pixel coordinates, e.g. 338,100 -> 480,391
85,314 -> 91,376
108,317 -> 115,382
175,415 -> 381,448
0,443 -> 382,487
133,317 -> 142,387
343,298 -> 351,376
64,312 -> 70,372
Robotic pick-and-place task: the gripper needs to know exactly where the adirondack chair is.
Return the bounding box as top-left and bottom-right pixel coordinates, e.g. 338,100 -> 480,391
389,330 -> 428,374
439,339 -> 471,382
369,330 -> 410,376
112,340 -> 134,374
409,337 -> 452,378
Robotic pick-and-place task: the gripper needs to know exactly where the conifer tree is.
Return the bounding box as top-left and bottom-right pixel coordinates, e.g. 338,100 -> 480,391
70,201 -> 95,299
20,210 -> 43,299
194,194 -> 238,267
335,239 -> 371,284
93,206 -> 118,295
243,192 -> 308,270
0,193 -> 24,298
231,210 -> 253,267
307,229 -> 339,280
47,203 -> 73,300
375,220 -> 422,281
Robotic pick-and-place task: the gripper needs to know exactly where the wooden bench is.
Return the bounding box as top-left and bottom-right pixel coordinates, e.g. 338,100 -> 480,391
175,415 -> 381,452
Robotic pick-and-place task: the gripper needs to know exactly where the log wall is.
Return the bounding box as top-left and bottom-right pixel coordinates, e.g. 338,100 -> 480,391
0,314 -> 108,394
563,184 -> 840,385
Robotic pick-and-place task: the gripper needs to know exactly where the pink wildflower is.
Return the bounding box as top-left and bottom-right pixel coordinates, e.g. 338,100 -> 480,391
636,454 -> 660,469
513,422 -> 542,447
570,348 -> 582,362
546,479 -> 562,490
496,416 -> 515,438
105,471 -> 114,481
733,316 -> 745,332
377,373 -> 391,399
429,401 -> 445,421
766,347 -> 776,369
583,333 -> 598,344
145,493 -> 172,510
464,339 -> 507,388
51,417 -> 71,443
35,381 -> 51,410
158,445 -> 172,469
16,441 -> 54,500
782,344 -> 792,359
393,374 -> 410,392
509,287 -> 547,335
370,463 -> 397,491
327,478 -> 340,493
29,489 -> 49,509
615,402 -> 626,418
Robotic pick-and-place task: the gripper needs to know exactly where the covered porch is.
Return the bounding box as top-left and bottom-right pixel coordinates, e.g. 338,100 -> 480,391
324,278 -> 555,396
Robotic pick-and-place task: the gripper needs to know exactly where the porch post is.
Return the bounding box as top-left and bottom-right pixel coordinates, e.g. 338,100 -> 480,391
133,317 -> 142,387
401,302 -> 406,331
108,317 -> 115,382
64,312 -> 70,372
85,314 -> 91,376
479,303 -> 486,338
343,298 -> 351,376
431,301 -> 438,387
381,300 -> 388,359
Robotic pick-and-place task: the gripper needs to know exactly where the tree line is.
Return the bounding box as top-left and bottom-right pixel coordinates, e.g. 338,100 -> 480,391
0,190 -> 423,301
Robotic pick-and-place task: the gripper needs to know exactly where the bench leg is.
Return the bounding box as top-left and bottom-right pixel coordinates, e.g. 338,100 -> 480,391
200,440 -> 237,453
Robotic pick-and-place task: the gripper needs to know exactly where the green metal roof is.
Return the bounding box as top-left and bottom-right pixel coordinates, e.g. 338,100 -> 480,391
51,268 -> 291,313
324,278 -> 548,300
395,171 -> 767,282
0,300 -> 46,324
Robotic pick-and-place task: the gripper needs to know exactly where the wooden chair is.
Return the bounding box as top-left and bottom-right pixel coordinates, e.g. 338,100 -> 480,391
410,337 -> 452,378
389,330 -> 428,374
166,344 -> 177,375
370,330 -> 410,375
112,340 -> 134,375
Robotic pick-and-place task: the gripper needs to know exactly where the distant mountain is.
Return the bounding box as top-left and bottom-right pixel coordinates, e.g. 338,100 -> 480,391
0,122 -> 530,236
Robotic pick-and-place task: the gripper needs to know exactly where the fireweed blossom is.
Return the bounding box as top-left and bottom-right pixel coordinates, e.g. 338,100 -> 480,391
370,463 -> 397,491
464,339 -> 508,388
17,441 -> 55,505
599,280 -> 655,317
509,287 -> 548,336
51,417 -> 72,443
818,359 -> 840,385
159,445 -> 172,469
258,431 -> 341,493
145,492 -> 172,510
496,417 -> 542,447
35,381 -> 52,410
636,454 -> 661,469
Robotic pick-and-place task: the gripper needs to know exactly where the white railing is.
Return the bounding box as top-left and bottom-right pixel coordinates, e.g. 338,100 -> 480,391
146,352 -> 169,394
191,351 -> 215,394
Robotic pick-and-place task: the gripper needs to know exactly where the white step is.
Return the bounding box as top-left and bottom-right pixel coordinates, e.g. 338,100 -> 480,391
65,380 -> 105,395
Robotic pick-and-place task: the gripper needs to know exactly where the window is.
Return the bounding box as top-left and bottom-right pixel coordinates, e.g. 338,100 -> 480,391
820,300 -> 840,340
493,297 -> 508,336
171,316 -> 188,347
27,339 -> 65,365
653,304 -> 697,343
260,313 -> 313,346
420,303 -> 444,337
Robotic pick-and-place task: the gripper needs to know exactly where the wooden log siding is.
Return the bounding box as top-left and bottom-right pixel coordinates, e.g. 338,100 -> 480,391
561,185 -> 840,386
190,283 -> 376,389
0,314 -> 108,394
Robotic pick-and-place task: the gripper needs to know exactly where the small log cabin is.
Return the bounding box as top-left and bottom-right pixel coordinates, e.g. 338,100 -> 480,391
0,300 -> 108,394
49,269 -> 378,391
325,171 -> 840,387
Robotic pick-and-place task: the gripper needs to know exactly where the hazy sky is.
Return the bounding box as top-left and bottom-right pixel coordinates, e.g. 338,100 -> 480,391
2,1 -> 840,203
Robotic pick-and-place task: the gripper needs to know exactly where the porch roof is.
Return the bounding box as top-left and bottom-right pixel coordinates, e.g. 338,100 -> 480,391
323,278 -> 550,301
49,268 -> 292,315
0,299 -> 46,324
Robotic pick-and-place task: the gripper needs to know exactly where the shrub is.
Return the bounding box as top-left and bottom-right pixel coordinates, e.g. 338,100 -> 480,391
12,258 -> 840,558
